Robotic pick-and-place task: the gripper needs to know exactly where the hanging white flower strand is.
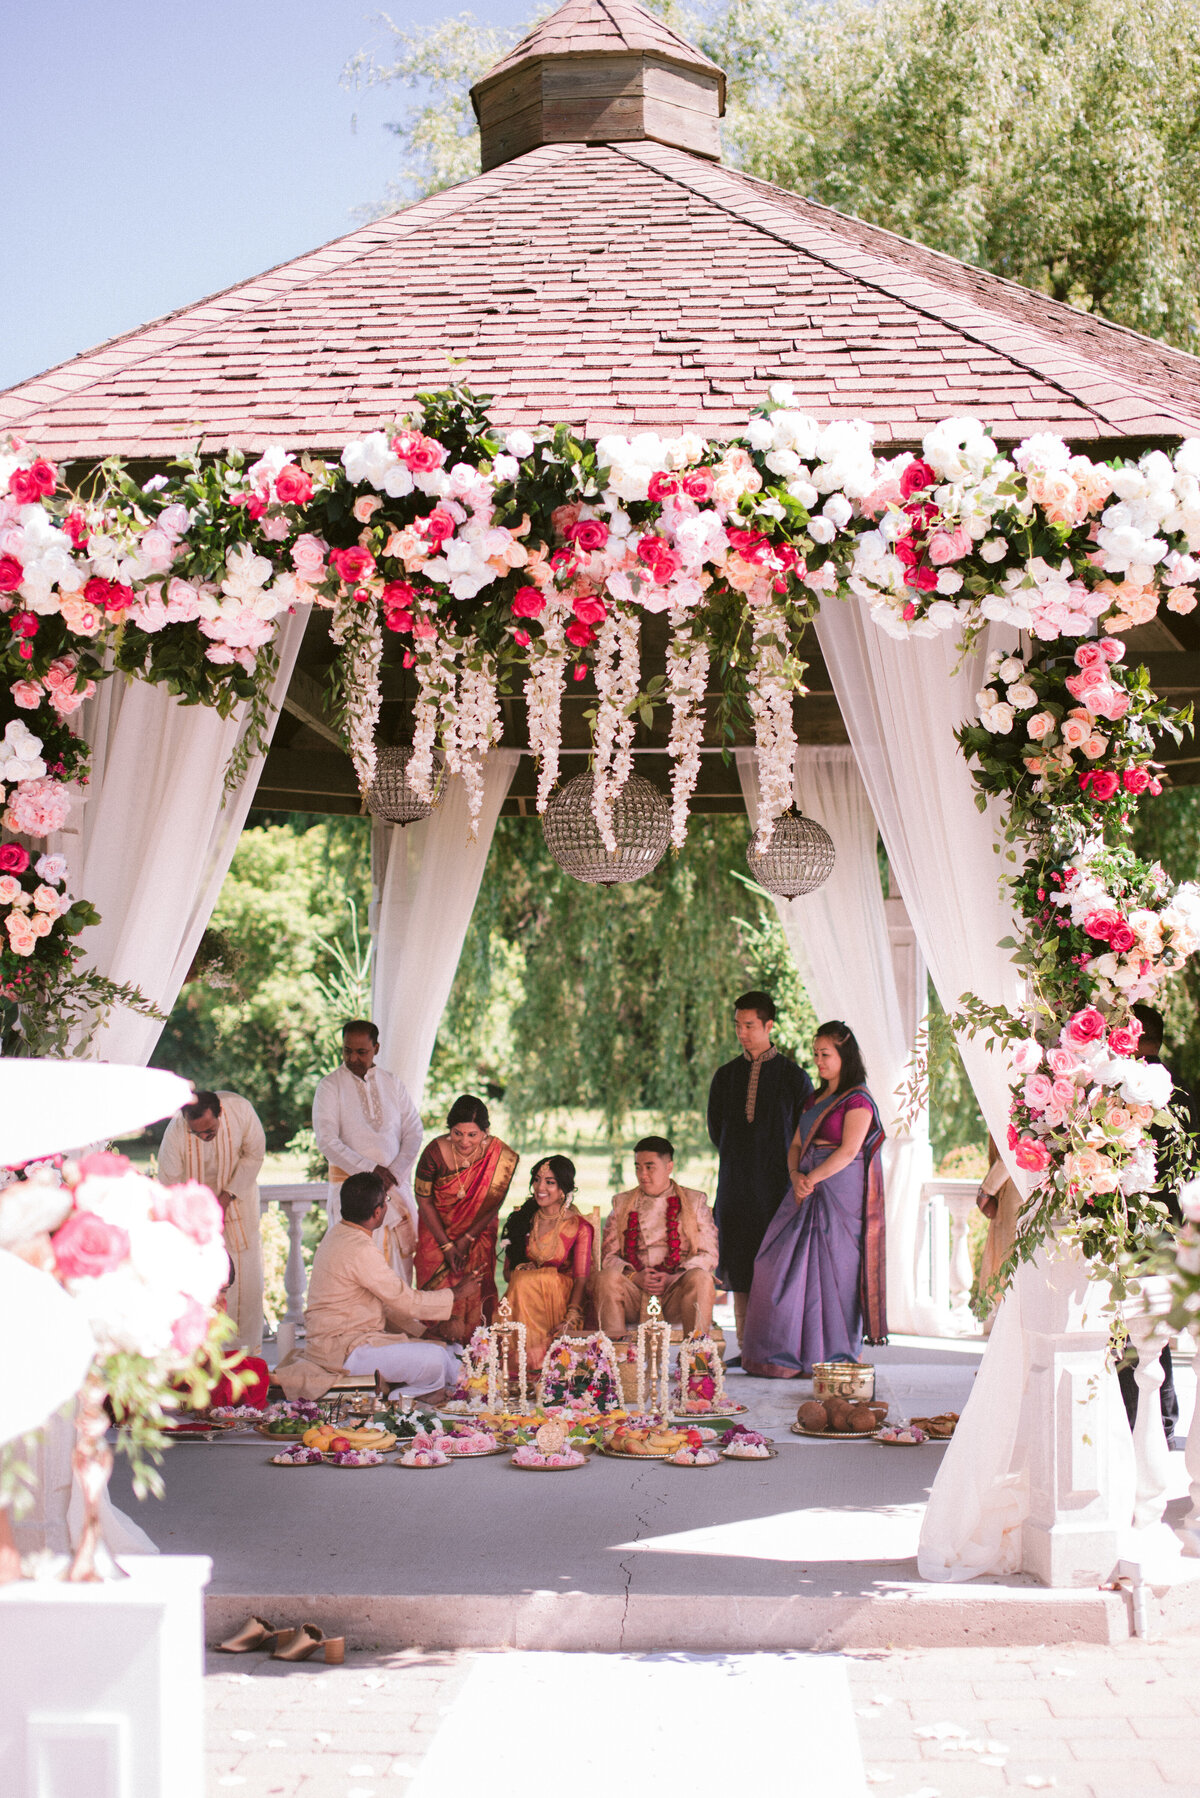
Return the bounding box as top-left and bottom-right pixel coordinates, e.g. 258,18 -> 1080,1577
409,627 -> 454,802
525,601 -> 568,813
442,638 -> 503,838
591,606 -> 641,851
665,608 -> 709,850
749,599 -> 799,847
329,593 -> 382,788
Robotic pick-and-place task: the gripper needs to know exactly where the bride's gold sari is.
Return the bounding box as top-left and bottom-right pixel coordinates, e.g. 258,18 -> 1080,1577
505,1207 -> 593,1369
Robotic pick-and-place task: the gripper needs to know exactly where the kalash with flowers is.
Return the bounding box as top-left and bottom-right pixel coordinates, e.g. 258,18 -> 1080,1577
4,391 -> 1200,1288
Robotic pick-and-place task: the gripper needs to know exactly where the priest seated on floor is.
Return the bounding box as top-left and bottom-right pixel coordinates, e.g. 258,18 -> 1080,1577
274,1171 -> 468,1403
596,1137 -> 718,1338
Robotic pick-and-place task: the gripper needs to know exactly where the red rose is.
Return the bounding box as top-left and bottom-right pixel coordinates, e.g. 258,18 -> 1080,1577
52,1209 -> 131,1281
907,565 -> 939,592
1065,1006 -> 1106,1046
572,595 -> 607,627
682,469 -> 715,501
565,620 -> 596,648
384,607 -> 414,633
900,459 -> 936,498
329,545 -> 376,583
0,843 -> 30,874
64,510 -> 89,549
419,509 -> 456,544
1107,1026 -> 1140,1056
572,662 -> 587,682
566,519 -> 609,553
381,580 -> 416,607
0,555 -> 23,592
1080,769 -> 1119,802
8,465 -> 55,505
726,526 -> 770,562
406,437 -> 445,473
513,628 -> 532,647
8,611 -> 38,639
1013,1136 -> 1051,1173
647,473 -> 680,502
28,458 -> 57,496
511,587 -> 545,619
82,576 -> 131,613
1122,767 -> 1151,794
1108,924 -> 1137,954
274,464 -> 313,506
1082,909 -> 1119,941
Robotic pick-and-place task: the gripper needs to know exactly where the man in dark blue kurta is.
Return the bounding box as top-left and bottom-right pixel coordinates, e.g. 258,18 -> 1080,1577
707,990 -> 813,1361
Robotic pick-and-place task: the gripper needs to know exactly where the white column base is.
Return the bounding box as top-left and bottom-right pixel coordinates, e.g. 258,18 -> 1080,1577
1019,1247 -> 1135,1588
0,1554 -> 211,1798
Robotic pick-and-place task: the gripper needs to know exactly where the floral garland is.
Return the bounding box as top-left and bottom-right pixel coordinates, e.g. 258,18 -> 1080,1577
536,1329 -> 623,1413
674,1336 -> 727,1415
623,1190 -> 683,1273
5,389 -> 1200,1281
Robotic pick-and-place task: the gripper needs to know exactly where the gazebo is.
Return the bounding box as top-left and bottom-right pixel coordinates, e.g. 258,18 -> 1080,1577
4,0 -> 1199,1598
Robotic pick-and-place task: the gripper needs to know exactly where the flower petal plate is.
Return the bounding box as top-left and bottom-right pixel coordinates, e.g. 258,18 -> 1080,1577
789,1424 -> 880,1441
510,1456 -> 589,1471
719,1446 -> 779,1461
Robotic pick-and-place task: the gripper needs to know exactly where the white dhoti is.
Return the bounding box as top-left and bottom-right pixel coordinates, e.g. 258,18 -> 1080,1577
343,1341 -> 461,1397
159,1091 -> 266,1356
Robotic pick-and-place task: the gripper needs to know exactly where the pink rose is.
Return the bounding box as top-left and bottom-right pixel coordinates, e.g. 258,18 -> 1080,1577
156,1180 -> 224,1246
1089,687 -> 1130,723
419,510 -> 456,545
572,595 -> 607,627
291,534 -> 327,579
1026,711 -> 1055,741
53,1209 -> 131,1280
76,1152 -> 132,1179
0,874 -> 20,903
1082,909 -> 1120,942
352,494 -> 381,523
1081,735 -> 1108,760
1050,1077 -> 1076,1108
1014,1136 -> 1051,1173
1047,1045 -> 1078,1076
171,1296 -> 211,1358
926,525 -> 971,565
565,620 -> 595,648
551,503 -> 582,537
329,545 -> 375,583
1011,1040 -> 1043,1075
1065,1006 -> 1106,1046
1109,923 -> 1137,954
1107,1026 -> 1140,1057
1074,642 -> 1109,671
0,843 -> 30,874
682,469 -> 714,501
1023,1074 -> 1054,1110
11,680 -> 41,709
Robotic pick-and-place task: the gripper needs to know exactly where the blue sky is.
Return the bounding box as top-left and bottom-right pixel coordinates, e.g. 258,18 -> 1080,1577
2,1 -> 532,391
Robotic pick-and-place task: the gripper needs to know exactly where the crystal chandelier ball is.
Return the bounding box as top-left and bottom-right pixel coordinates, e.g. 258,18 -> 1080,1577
746,808 -> 835,896
543,771 -> 670,885
365,747 -> 447,825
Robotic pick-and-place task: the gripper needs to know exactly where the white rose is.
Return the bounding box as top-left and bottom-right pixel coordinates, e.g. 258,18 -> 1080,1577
1118,1061 -> 1173,1110
1177,1178 -> 1200,1223
1175,1232 -> 1200,1277
504,430 -> 534,459
1006,682 -> 1038,709
822,493 -> 853,528
747,418 -> 774,451
980,702 -> 1015,734
997,656 -> 1024,683
765,447 -> 801,479
807,517 -> 836,544
787,479 -> 819,509
980,537 -> 1008,564
934,570 -> 963,594
768,382 -> 796,407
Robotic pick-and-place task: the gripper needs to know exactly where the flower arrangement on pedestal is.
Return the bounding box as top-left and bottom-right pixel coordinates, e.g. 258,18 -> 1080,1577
484,1296 -> 529,1412
3,1152 -> 245,1579
674,1335 -> 728,1416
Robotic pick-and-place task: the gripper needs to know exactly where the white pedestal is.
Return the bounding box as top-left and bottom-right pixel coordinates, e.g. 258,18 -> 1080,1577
0,1554 -> 211,1798
1019,1247 -> 1135,1588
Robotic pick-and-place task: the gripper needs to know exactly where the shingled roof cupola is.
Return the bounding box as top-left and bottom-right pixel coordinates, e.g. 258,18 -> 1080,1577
470,0 -> 726,171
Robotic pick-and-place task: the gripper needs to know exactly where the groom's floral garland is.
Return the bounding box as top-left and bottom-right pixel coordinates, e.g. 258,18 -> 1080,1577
4,386 -> 1200,1279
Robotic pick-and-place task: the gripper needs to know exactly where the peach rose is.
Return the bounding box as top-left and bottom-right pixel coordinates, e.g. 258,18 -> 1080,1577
1061,715 -> 1091,749
1026,711 -> 1056,741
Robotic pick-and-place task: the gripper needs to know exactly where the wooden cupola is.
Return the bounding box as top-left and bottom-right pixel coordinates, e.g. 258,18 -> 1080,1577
469,0 -> 726,171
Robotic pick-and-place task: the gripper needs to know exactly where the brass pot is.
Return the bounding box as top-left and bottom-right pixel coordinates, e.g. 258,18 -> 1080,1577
811,1362 -> 875,1401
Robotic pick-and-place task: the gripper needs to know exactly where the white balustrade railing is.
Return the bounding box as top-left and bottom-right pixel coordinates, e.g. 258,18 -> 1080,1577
914,1179 -> 980,1336
259,1183 -> 326,1359
1118,1284 -> 1200,1582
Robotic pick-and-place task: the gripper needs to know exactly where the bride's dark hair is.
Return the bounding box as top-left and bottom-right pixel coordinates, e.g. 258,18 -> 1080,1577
504,1155 -> 577,1265
814,1020 -> 868,1092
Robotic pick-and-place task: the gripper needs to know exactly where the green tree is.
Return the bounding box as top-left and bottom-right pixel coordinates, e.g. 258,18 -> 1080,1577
349,0 -> 1200,350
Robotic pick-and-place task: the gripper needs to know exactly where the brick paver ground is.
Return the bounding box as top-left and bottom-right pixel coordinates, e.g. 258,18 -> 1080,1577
205,1636 -> 1200,1797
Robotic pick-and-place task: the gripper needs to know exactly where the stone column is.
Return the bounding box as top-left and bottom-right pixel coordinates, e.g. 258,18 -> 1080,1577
1019,1246 -> 1135,1587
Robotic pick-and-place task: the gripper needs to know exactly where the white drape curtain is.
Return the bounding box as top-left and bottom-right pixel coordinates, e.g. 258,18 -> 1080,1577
813,599 -> 1023,1159
370,751 -> 520,1104
735,744 -> 934,1331
51,608 -> 310,1065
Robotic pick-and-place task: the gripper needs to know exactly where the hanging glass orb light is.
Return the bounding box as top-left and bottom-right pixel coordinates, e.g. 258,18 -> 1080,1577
365,746 -> 447,825
543,771 -> 670,885
746,808 -> 835,897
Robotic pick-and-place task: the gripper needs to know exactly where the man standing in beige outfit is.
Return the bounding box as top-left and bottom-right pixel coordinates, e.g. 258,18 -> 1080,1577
158,1088 -> 266,1355
597,1136 -> 718,1338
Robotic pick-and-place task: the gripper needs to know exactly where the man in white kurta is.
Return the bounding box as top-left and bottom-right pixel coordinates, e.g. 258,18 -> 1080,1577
311,1019 -> 422,1280
158,1088 -> 266,1354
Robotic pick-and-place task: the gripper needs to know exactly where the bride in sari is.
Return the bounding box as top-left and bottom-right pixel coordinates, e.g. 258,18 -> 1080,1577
414,1095 -> 518,1338
502,1156 -> 593,1369
742,1021 -> 887,1378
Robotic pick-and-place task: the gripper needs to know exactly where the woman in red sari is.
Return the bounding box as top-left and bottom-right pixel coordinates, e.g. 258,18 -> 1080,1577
414,1095 -> 517,1338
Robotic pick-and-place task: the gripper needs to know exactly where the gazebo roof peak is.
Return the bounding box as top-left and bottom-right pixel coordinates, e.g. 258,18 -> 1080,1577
470,0 -> 725,171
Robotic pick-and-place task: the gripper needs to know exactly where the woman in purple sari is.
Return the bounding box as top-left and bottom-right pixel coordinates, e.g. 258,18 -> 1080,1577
742,1021 -> 887,1378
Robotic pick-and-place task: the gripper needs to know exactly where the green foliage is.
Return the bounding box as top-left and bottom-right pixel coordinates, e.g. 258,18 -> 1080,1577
350,0 -> 1200,352
152,815 -> 373,1146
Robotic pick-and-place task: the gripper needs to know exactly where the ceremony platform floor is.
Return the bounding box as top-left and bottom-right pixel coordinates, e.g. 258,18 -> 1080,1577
110,1333 -> 1200,1654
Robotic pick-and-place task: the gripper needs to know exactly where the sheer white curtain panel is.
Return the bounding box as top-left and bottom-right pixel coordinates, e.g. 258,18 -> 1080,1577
370,750 -> 520,1103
